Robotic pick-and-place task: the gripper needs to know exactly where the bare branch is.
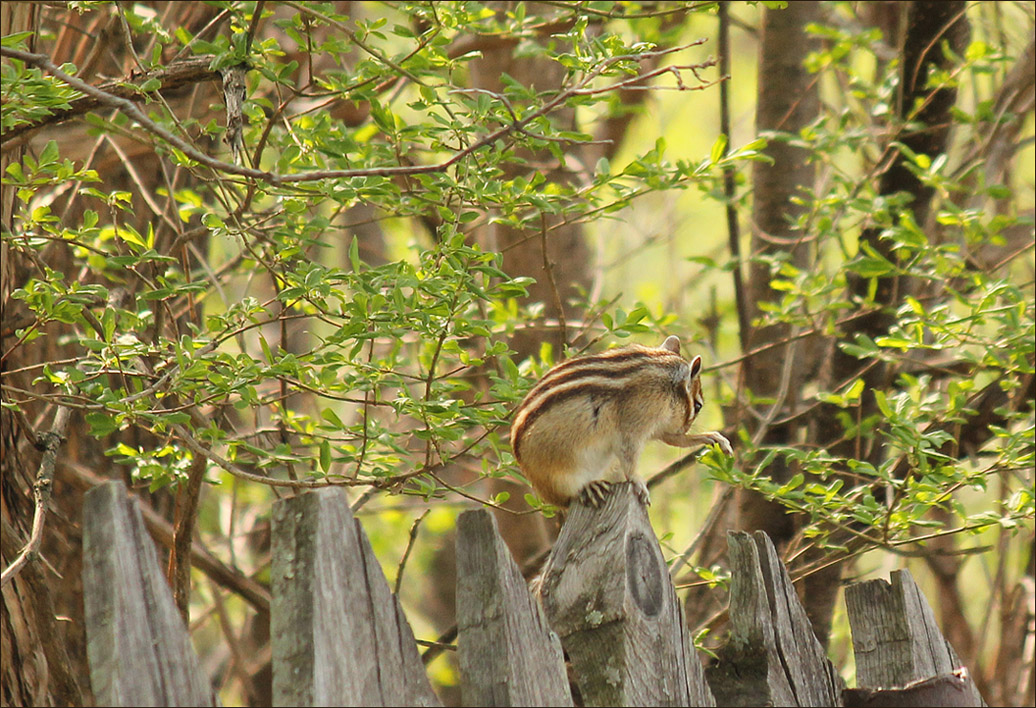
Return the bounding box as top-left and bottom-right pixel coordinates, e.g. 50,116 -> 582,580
1,55 -> 219,144
0,405 -> 72,587
1,42 -> 713,186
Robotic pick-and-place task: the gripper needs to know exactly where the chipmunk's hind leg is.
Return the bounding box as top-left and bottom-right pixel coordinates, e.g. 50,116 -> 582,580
631,478 -> 650,506
617,436 -> 650,506
576,478 -> 650,507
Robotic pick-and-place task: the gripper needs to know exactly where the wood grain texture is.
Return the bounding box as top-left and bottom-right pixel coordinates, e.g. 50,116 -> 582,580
82,480 -> 216,707
705,531 -> 844,707
845,568 -> 985,705
538,483 -> 715,707
270,487 -> 439,707
455,508 -> 572,707
843,669 -> 980,707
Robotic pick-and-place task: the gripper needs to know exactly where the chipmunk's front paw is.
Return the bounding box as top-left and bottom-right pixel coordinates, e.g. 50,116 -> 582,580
705,432 -> 733,456
578,480 -> 612,508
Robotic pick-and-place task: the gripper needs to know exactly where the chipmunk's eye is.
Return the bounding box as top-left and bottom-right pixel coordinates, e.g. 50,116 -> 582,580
693,399 -> 703,416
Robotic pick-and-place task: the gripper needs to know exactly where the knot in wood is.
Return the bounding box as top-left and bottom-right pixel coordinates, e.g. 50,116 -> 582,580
626,532 -> 663,617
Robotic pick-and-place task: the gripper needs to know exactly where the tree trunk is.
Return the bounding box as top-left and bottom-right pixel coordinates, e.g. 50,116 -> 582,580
1,3 -> 88,704
2,4 -> 229,703
808,0 -> 970,646
739,0 -> 821,547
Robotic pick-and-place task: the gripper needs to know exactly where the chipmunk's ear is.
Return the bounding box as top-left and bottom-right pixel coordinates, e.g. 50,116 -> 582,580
660,335 -> 681,354
689,355 -> 702,379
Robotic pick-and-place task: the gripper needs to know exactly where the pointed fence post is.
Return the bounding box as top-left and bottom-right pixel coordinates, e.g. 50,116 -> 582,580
537,483 -> 716,707
845,568 -> 985,706
704,531 -> 844,706
270,487 -> 440,707
82,480 -> 217,707
455,508 -> 572,706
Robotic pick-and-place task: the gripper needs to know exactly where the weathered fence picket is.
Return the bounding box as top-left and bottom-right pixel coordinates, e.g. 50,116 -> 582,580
269,487 -> 439,707
536,482 -> 715,707
82,481 -> 217,707
80,481 -> 988,707
455,508 -> 571,706
845,568 -> 986,706
705,531 -> 844,706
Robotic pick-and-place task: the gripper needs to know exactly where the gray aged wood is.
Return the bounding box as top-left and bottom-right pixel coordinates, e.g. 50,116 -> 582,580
270,487 -> 440,707
843,669 -> 980,707
538,483 -> 715,707
455,508 -> 572,706
82,480 -> 217,707
845,568 -> 985,706
705,531 -> 844,707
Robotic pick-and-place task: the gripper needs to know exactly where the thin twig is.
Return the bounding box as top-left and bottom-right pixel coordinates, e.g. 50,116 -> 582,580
669,485 -> 736,581
539,212 -> 567,348
750,338 -> 798,447
0,405 -> 72,587
718,2 -> 749,352
420,625 -> 458,665
60,459 -> 271,612
1,41 -> 713,186
0,55 -> 219,144
394,509 -> 428,596
243,0 -> 265,57
535,0 -> 712,20
168,451 -> 208,624
646,448 -> 706,490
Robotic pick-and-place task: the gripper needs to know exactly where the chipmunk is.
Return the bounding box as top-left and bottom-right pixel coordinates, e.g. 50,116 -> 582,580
510,335 -> 733,508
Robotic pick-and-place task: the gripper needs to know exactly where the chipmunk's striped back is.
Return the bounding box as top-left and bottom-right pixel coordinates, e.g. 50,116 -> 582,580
511,343 -> 692,466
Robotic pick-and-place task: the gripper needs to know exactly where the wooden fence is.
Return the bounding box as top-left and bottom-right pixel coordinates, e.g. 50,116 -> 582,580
81,480 -> 987,706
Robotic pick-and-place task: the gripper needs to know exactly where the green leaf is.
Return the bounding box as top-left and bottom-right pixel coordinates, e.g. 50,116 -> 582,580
86,412 -> 120,437
777,473 -> 804,495
101,308 -> 116,342
845,378 -> 865,403
710,134 -> 728,164
851,254 -> 894,278
319,440 -> 331,473
39,140 -> 60,166
874,390 -> 894,419
2,31 -> 35,48
349,236 -> 361,272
